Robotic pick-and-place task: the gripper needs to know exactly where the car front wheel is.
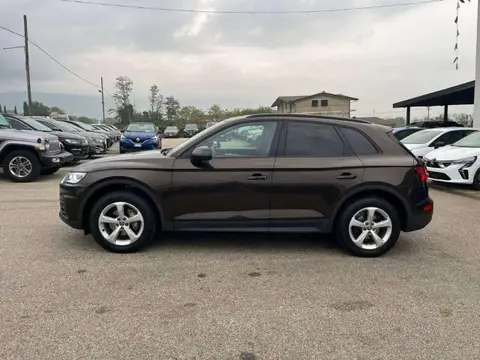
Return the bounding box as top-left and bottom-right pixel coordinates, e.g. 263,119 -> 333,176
89,190 -> 158,253
335,197 -> 401,257
2,150 -> 41,182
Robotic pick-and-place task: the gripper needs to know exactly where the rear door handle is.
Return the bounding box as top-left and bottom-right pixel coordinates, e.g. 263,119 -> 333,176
336,172 -> 357,180
248,173 -> 268,181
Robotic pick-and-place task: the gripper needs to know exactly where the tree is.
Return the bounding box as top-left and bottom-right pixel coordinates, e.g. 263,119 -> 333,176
112,76 -> 134,124
30,101 -> 50,116
452,113 -> 473,127
148,84 -> 164,122
23,102 -> 28,116
13,106 -> 17,115
0,104 -> 2,113
177,105 -> 205,127
3,105 -> 6,114
50,106 -> 65,114
165,96 -> 180,124
208,104 -> 224,121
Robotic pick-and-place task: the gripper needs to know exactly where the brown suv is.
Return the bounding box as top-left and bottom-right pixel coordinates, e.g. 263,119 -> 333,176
59,114 -> 433,257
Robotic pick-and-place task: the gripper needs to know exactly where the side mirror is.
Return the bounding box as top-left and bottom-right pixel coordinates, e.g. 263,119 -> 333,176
190,146 -> 212,165
434,141 -> 445,149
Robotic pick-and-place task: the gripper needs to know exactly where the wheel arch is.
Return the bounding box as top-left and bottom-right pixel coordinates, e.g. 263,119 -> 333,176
0,144 -> 40,164
81,176 -> 169,234
329,183 -> 411,232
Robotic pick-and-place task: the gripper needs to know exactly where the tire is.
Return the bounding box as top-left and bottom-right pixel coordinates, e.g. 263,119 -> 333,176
89,190 -> 158,253
472,168 -> 480,190
2,150 -> 41,183
120,149 -> 125,154
335,197 -> 401,257
41,167 -> 60,175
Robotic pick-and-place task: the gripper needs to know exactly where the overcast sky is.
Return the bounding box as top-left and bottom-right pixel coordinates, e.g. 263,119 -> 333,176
0,0 -> 477,119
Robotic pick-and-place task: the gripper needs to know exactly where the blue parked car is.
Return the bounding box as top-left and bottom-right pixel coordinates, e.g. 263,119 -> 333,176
120,122 -> 162,153
392,126 -> 423,141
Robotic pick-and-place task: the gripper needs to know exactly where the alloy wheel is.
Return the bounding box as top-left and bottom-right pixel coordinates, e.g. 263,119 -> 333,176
98,202 -> 145,246
8,156 -> 33,178
348,207 -> 393,250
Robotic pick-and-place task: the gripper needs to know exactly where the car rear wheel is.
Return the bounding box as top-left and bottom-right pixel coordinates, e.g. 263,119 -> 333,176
2,150 -> 41,183
335,197 -> 400,257
89,190 -> 158,253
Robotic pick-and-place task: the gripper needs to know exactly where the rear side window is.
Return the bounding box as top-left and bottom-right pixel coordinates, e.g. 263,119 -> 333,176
340,127 -> 378,155
285,122 -> 345,157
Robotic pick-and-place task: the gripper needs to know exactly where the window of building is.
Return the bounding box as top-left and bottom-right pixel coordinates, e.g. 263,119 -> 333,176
311,100 -> 319,107
321,100 -> 329,107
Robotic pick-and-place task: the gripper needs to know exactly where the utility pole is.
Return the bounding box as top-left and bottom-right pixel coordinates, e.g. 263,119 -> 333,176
474,0 -> 480,127
24,15 -> 32,116
100,77 -> 105,123
427,106 -> 430,120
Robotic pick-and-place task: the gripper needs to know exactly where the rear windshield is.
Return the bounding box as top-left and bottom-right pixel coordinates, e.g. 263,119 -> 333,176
401,130 -> 443,144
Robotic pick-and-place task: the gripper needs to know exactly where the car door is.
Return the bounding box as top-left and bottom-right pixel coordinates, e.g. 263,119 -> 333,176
168,120 -> 281,231
269,120 -> 363,231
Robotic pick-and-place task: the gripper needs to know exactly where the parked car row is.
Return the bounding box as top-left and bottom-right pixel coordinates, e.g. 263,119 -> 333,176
0,113 -> 119,182
397,126 -> 480,189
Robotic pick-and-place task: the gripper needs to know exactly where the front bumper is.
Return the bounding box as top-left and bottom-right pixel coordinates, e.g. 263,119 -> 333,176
39,151 -> 74,168
120,138 -> 160,151
426,163 -> 476,185
64,143 -> 90,159
59,184 -> 84,229
164,133 -> 178,138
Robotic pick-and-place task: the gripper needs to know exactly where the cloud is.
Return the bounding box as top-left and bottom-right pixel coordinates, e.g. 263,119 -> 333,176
0,0 -> 477,119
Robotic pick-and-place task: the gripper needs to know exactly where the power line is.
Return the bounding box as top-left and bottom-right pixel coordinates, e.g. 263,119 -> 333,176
60,0 -> 444,14
0,24 -> 101,89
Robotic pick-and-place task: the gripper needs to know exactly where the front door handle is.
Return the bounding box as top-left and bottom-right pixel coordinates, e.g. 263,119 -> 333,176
248,173 -> 268,181
336,172 -> 357,180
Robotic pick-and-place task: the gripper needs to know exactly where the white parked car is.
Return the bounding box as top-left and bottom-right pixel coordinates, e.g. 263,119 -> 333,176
401,127 -> 478,159
423,131 -> 480,189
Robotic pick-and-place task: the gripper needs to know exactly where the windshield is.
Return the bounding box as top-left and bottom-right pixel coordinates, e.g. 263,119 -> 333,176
402,129 -> 443,144
19,117 -> 53,132
184,124 -> 198,130
74,121 -> 95,131
126,123 -> 156,132
53,120 -> 80,132
453,131 -> 480,147
0,114 -> 11,128
165,126 -> 178,131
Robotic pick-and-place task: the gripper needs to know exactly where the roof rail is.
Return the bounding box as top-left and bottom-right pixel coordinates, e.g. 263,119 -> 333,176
246,113 -> 370,124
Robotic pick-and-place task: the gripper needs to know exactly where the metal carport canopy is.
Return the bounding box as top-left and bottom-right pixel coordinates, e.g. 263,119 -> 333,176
392,80 -> 474,124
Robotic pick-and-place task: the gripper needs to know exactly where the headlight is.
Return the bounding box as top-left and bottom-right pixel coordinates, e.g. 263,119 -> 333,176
121,135 -> 125,140
44,141 -> 50,150
61,172 -> 86,184
150,136 -> 158,141
94,138 -> 103,143
64,139 -> 81,144
451,156 -> 477,165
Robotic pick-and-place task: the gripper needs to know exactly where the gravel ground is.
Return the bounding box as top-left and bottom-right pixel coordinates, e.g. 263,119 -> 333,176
0,141 -> 479,360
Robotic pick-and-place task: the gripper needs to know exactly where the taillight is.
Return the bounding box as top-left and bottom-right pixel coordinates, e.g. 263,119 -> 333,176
415,165 -> 428,183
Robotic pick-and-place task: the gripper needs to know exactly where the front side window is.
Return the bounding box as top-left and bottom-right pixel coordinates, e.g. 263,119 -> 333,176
198,121 -> 278,158
285,122 -> 345,157
434,130 -> 471,146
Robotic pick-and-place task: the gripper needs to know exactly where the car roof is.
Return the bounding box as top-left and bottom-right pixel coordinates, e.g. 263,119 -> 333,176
245,113 -> 371,124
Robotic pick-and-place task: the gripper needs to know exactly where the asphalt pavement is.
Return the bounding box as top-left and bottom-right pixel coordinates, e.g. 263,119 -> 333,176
0,140 -> 479,359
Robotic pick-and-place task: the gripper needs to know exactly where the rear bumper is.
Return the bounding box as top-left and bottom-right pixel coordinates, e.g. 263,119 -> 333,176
403,197 -> 434,232
39,151 -> 74,168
